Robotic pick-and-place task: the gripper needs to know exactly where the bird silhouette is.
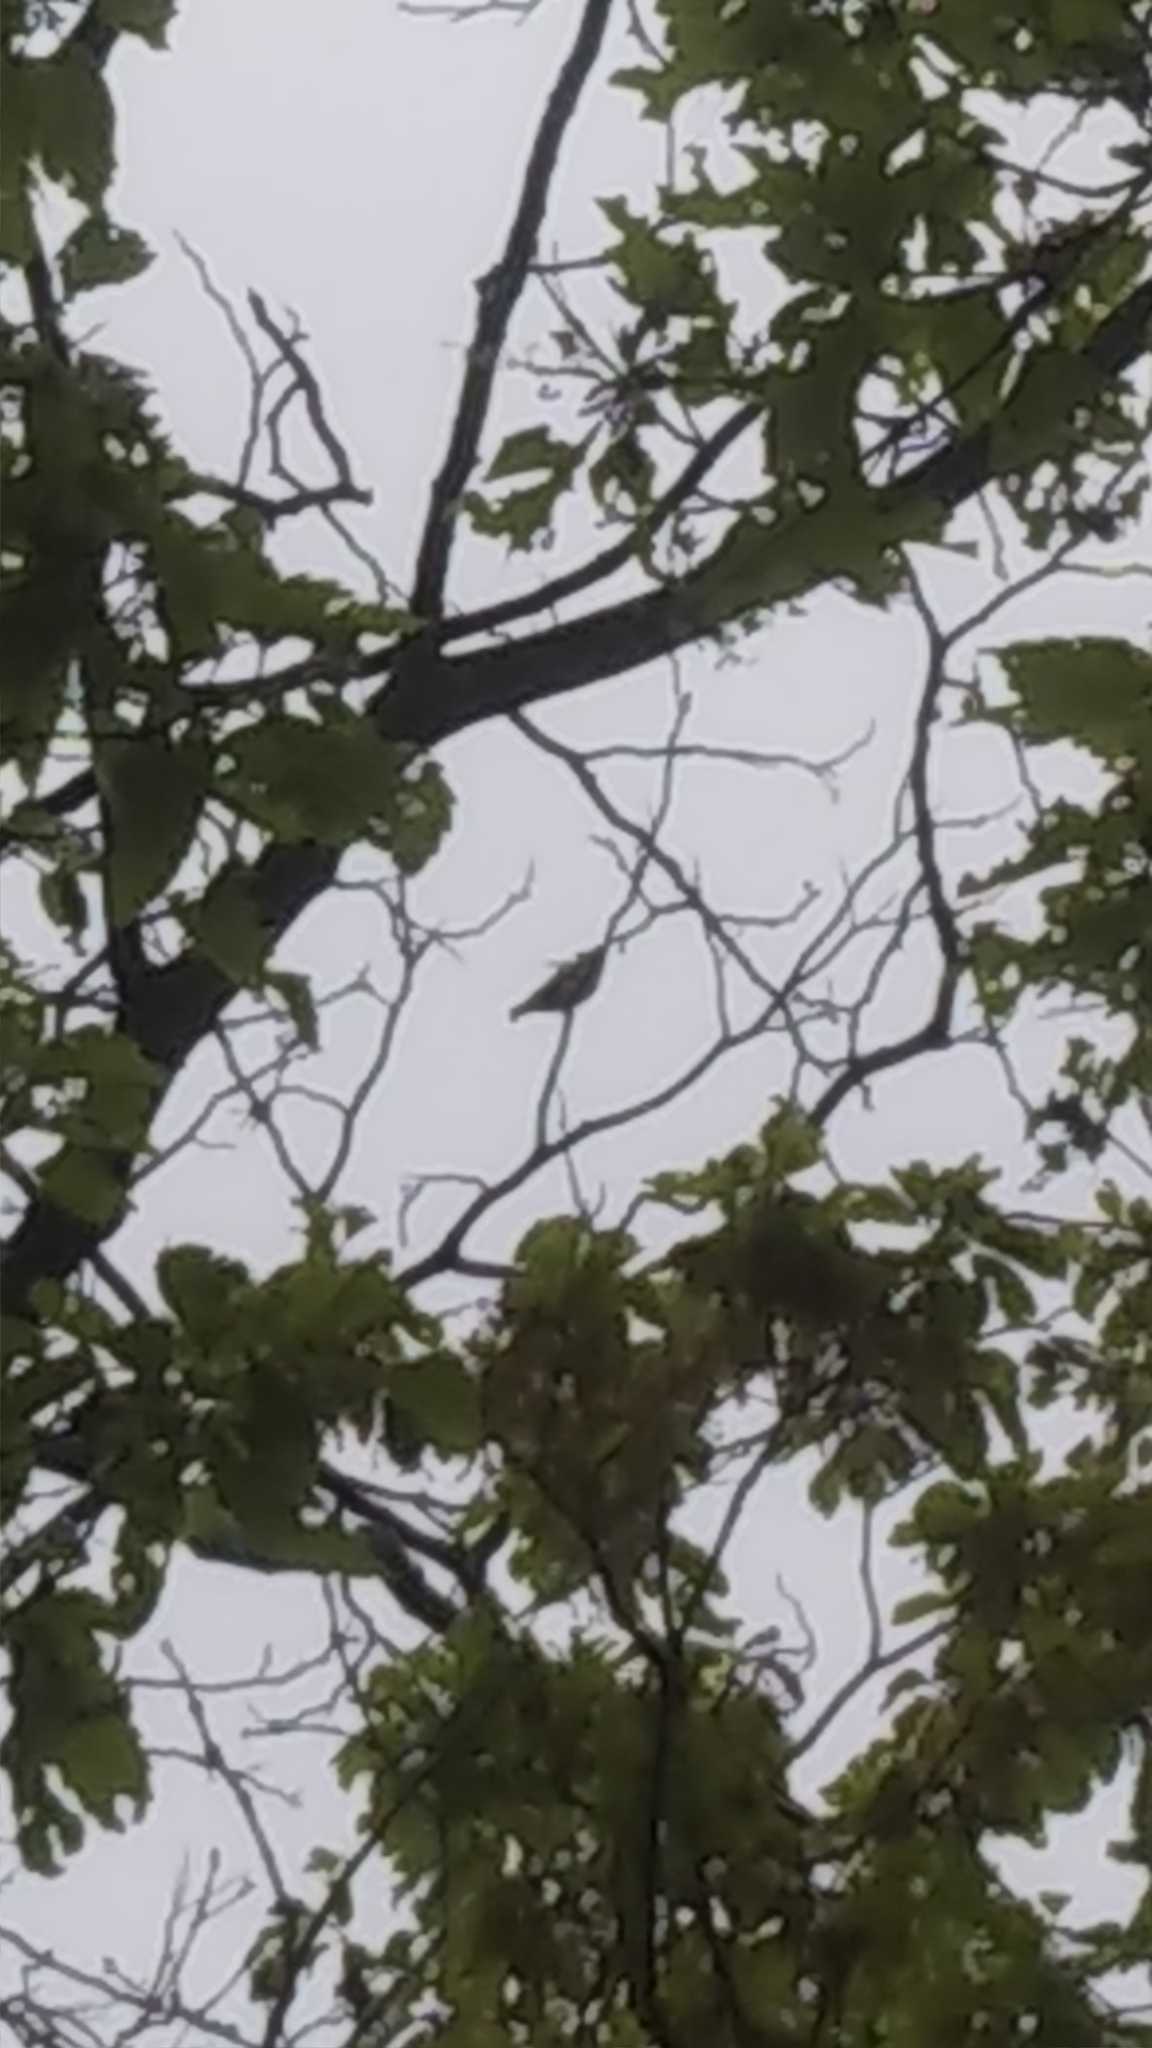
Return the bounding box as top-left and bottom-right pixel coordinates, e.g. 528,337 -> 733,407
510,944 -> 608,1021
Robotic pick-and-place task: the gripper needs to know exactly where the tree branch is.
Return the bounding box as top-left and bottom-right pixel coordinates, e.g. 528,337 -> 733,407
409,0 -> 615,617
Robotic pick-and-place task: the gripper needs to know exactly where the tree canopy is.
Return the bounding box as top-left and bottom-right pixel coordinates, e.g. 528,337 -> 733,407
2,1 -> 1151,2043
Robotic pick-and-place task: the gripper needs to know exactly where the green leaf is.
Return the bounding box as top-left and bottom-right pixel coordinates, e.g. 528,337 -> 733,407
188,871 -> 271,986
465,428 -> 586,555
267,970 -> 319,1050
892,1590 -> 950,1625
463,480 -> 571,553
48,1039 -> 158,1149
222,716 -> 400,846
2,1590 -> 149,1871
59,212 -> 153,295
994,638 -> 1152,773
97,734 -> 211,922
38,1147 -> 124,1225
156,1244 -> 251,1343
38,866 -> 89,947
972,1253 -> 1036,1325
387,760 -> 454,876
29,50 -> 117,206
486,426 -> 584,484
93,0 -> 178,44
55,1708 -> 150,1827
389,1355 -> 482,1457
599,196 -> 721,321
34,1026 -> 159,1093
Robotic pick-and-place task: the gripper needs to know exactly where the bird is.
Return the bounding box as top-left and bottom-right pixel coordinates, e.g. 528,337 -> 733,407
510,944 -> 608,1021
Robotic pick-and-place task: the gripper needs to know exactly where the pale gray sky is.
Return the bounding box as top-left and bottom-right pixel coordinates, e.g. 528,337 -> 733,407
5,1 -> 1150,2033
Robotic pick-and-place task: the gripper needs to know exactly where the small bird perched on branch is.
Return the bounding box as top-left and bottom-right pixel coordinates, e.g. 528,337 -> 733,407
510,944 -> 608,1021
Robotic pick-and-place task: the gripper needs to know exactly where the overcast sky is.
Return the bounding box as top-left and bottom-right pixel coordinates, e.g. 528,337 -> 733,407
6,0 -> 1150,2029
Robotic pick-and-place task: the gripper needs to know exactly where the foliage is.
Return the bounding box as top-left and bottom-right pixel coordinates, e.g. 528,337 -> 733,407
1,0 -> 1151,2044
